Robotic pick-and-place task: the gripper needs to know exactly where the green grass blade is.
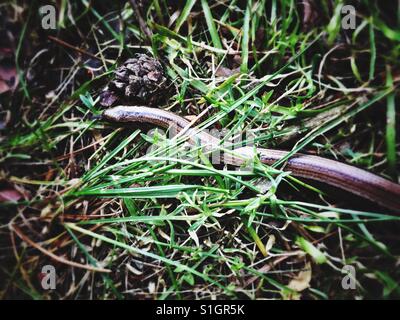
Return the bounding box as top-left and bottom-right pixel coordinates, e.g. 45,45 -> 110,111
385,66 -> 397,178
66,223 -> 228,291
201,0 -> 223,50
174,0 -> 197,32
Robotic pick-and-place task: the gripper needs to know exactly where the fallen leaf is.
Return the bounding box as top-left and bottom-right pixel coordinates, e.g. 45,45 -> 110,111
287,262 -> 312,292
0,189 -> 22,202
0,63 -> 18,94
215,65 -> 240,77
265,234 -> 276,254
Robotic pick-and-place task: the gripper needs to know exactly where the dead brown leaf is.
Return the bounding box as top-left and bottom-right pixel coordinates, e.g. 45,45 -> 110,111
0,63 -> 18,94
287,262 -> 312,292
0,188 -> 22,202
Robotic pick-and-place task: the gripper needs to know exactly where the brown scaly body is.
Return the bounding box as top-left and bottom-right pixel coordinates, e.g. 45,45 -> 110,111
103,106 -> 400,213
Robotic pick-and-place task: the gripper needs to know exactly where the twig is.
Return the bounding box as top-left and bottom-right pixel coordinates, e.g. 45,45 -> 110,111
48,35 -> 102,61
129,0 -> 153,40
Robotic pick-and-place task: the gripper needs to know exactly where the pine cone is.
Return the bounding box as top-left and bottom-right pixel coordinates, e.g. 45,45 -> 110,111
100,54 -> 167,107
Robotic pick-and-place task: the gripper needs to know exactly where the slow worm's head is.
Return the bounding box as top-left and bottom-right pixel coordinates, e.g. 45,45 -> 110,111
102,106 -> 137,122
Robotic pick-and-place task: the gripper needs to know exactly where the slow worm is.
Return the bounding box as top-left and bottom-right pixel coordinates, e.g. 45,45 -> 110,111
103,106 -> 400,212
